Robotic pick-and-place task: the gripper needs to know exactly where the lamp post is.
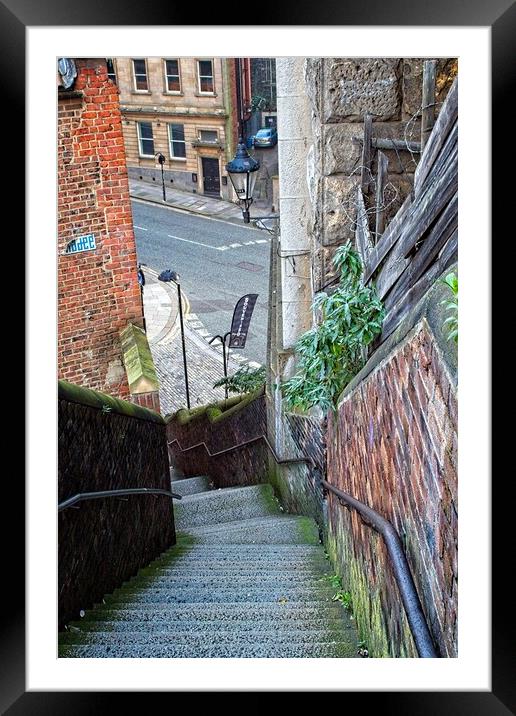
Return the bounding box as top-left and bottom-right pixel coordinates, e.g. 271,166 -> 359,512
225,139 -> 260,223
155,152 -> 167,202
158,269 -> 191,410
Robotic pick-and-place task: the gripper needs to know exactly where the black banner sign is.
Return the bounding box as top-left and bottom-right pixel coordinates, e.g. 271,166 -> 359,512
228,294 -> 258,348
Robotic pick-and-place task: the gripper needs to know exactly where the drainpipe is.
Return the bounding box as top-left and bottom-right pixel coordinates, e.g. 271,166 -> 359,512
222,59 -> 235,200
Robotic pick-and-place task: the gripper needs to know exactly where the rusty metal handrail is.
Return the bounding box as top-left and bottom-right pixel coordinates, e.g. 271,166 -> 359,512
321,479 -> 438,658
168,432 -> 315,468
58,487 -> 182,512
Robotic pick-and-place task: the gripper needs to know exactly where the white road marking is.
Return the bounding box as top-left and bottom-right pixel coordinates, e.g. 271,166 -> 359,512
134,225 -> 148,231
167,234 -> 225,251
166,233 -> 270,253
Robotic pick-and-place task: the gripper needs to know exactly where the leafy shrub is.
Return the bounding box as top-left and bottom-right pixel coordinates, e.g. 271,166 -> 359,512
213,365 -> 266,394
440,271 -> 458,343
281,241 -> 384,413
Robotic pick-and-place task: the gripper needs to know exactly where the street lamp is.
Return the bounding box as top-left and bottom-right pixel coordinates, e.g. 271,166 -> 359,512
225,138 -> 260,223
155,152 -> 167,202
158,269 -> 191,410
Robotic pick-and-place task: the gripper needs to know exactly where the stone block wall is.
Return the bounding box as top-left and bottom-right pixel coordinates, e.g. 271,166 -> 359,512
304,57 -> 457,290
326,317 -> 457,657
267,405 -> 327,530
166,390 -> 269,489
58,59 -> 144,398
58,380 -> 174,629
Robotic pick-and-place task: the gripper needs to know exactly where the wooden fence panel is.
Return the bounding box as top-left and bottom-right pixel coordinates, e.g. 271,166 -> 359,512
355,187 -> 373,267
415,77 -> 458,191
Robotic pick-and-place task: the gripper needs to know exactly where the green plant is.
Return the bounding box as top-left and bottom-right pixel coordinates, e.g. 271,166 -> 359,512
213,365 -> 266,394
440,271 -> 458,343
332,590 -> 352,610
282,242 -> 384,412
320,574 -> 343,590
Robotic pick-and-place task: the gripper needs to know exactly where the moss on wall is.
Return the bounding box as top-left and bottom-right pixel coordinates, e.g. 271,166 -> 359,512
120,323 -> 159,394
165,386 -> 265,426
58,379 -> 164,424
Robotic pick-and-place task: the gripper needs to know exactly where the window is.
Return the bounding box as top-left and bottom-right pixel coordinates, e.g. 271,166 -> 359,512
199,129 -> 218,143
137,122 -> 154,156
106,58 -> 117,85
169,124 -> 186,159
132,59 -> 148,91
164,59 -> 181,93
197,60 -> 214,94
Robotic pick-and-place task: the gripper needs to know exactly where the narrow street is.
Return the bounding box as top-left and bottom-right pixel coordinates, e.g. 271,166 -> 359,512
132,199 -> 271,365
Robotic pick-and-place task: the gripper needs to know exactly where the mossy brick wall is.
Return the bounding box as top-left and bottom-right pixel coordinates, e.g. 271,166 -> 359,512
166,391 -> 269,489
58,58 -> 144,398
58,386 -> 174,629
326,320 -> 457,657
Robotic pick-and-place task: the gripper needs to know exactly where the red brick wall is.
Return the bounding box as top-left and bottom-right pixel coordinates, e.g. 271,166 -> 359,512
130,391 -> 161,413
326,320 -> 457,657
58,58 -> 144,398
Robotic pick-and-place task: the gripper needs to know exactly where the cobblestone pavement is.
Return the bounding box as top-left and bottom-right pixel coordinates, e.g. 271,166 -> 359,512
142,268 -> 258,415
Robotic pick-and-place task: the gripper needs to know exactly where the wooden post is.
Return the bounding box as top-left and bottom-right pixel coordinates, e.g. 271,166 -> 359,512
375,151 -> 388,240
361,113 -> 373,194
421,60 -> 437,151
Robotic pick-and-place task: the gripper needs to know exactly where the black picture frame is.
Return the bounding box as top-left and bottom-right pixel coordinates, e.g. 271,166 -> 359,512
9,0 -> 510,711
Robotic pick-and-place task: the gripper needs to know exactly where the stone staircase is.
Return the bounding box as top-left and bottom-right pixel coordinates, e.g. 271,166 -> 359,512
59,474 -> 359,658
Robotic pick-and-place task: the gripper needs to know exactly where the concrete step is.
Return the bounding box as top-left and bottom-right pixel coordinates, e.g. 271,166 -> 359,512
171,476 -> 212,497
150,566 -> 327,577
111,573 -> 333,593
174,484 -> 281,529
75,602 -> 346,624
59,628 -> 351,647
102,586 -> 337,606
185,515 -> 320,544
59,640 -> 358,658
159,542 -> 329,557
66,616 -> 356,636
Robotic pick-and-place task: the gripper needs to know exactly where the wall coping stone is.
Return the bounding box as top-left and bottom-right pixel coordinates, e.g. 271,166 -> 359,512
58,379 -> 164,424
165,386 -> 265,426
120,323 -> 159,394
338,263 -> 458,406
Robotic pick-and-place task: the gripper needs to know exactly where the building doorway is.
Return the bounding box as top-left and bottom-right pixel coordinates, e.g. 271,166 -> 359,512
201,157 -> 220,196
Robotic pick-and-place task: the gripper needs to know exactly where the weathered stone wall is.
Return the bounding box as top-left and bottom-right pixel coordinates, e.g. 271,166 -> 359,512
325,301 -> 457,657
304,57 -> 457,290
58,59 -> 144,398
268,410 -> 327,530
58,380 -> 175,629
166,389 -> 269,489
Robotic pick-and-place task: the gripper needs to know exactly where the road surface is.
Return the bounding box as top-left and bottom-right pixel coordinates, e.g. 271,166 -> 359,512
132,199 -> 271,364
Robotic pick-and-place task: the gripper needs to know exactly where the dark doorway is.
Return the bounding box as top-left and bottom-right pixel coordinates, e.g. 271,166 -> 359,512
201,157 -> 220,196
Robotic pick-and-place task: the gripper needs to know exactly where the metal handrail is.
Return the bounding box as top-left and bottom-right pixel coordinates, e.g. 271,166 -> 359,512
321,479 -> 438,658
168,432 -> 316,468
58,487 -> 182,512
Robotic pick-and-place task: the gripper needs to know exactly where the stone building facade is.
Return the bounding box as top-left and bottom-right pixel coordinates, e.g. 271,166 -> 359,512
111,57 -> 252,200
57,58 -> 146,400
267,57 -> 458,657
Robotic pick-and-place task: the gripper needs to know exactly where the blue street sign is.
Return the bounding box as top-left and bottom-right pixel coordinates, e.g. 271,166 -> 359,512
65,234 -> 96,255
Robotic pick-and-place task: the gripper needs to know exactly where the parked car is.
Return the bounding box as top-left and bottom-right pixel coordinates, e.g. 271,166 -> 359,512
253,127 -> 278,148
